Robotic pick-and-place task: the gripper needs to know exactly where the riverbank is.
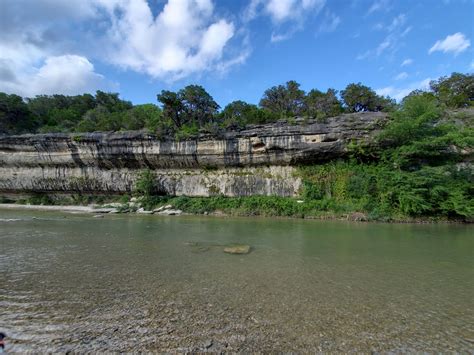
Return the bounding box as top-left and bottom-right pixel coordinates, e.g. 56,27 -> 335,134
0,197 -> 468,224
0,203 -> 115,213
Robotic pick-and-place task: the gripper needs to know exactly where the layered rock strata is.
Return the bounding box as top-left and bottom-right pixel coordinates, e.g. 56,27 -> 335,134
0,112 -> 386,197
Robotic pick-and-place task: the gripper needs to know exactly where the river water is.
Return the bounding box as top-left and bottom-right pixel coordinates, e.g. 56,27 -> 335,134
1,210 -> 473,352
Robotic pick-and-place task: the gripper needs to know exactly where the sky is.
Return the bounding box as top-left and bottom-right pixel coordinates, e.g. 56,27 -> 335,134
0,0 -> 473,107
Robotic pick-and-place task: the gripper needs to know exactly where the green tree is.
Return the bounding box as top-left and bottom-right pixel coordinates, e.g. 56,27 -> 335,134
429,72 -> 474,108
122,104 -> 163,131
341,83 -> 395,112
0,93 -> 36,134
259,80 -> 306,117
157,85 -> 219,129
305,88 -> 343,119
220,100 -> 276,128
179,85 -> 220,127
95,91 -> 133,112
157,90 -> 184,128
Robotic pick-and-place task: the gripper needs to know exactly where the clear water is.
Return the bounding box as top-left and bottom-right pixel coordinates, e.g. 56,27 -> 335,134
1,210 -> 473,352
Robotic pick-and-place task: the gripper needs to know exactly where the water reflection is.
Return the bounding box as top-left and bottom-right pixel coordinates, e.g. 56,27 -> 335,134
1,211 -> 473,351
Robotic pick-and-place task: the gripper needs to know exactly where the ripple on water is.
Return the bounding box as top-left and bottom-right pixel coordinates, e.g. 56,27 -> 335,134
1,213 -> 473,352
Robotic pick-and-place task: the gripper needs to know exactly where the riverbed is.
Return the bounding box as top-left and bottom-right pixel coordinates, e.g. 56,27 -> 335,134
1,210 -> 473,352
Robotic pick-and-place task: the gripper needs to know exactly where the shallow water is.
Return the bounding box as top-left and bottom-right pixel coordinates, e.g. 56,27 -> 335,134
1,210 -> 473,352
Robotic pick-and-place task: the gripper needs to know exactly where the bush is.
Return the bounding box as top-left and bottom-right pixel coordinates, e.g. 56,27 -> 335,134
134,170 -> 157,197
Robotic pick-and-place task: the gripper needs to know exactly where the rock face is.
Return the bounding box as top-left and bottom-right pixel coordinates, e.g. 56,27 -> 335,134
0,113 -> 386,197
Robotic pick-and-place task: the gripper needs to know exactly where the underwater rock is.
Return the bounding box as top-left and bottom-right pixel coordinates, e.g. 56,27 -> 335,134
223,244 -> 251,254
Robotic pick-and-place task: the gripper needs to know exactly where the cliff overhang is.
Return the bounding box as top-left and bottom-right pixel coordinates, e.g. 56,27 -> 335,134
0,112 -> 387,197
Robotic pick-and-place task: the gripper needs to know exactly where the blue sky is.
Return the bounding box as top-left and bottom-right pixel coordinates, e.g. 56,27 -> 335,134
0,0 -> 473,107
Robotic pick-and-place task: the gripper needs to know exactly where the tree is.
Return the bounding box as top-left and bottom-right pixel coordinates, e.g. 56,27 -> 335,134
75,106 -> 110,132
157,85 -> 219,129
95,91 -> 133,112
122,104 -> 162,131
305,88 -> 343,119
220,100 -> 276,128
0,93 -> 36,134
259,80 -> 306,117
179,85 -> 220,127
157,90 -> 184,128
429,72 -> 474,108
341,83 -> 395,112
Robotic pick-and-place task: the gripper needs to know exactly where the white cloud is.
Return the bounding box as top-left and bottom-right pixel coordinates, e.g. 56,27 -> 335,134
244,0 -> 325,41
266,0 -> 298,22
394,72 -> 408,81
429,32 -> 471,55
386,14 -> 406,32
98,0 -> 242,80
376,40 -> 391,56
0,0 -> 248,94
376,78 -> 431,101
0,0 -> 111,96
246,0 -> 325,23
401,58 -> 413,66
356,13 -> 411,60
270,31 -> 295,43
367,0 -> 391,15
317,11 -> 341,34
0,55 -> 114,97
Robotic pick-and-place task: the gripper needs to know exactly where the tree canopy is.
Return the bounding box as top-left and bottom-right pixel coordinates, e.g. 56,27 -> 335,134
0,72 -> 472,137
429,72 -> 474,108
259,80 -> 306,117
340,83 -> 395,113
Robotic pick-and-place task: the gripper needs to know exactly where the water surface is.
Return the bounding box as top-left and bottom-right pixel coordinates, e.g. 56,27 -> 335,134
1,210 -> 473,352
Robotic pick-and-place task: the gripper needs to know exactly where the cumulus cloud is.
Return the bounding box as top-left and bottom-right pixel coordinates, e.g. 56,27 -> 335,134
0,55 -> 114,97
376,78 -> 431,101
245,0 -> 326,41
99,0 -> 243,80
0,0 -> 248,95
429,32 -> 471,55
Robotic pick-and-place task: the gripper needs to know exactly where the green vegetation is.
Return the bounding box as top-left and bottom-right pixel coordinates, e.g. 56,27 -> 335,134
0,91 -> 161,135
129,92 -> 473,222
0,72 -> 464,137
0,72 -> 472,222
1,72 -> 472,138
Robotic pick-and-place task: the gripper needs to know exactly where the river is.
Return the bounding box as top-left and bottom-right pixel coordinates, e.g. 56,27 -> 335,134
1,210 -> 473,352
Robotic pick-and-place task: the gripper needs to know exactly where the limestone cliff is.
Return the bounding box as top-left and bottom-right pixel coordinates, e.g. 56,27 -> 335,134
0,112 -> 386,197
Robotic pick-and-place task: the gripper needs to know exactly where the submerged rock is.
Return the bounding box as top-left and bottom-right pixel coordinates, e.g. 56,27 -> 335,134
136,208 -> 153,214
93,208 -> 117,213
348,212 -> 368,222
158,209 -> 182,216
223,244 -> 251,254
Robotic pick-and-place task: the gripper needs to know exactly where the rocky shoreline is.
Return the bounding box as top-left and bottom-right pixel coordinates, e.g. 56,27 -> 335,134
0,201 -> 465,224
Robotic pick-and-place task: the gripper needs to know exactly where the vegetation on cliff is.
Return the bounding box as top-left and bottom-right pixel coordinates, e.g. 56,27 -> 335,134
1,72 -> 472,221
2,72 -> 471,137
131,93 -> 472,221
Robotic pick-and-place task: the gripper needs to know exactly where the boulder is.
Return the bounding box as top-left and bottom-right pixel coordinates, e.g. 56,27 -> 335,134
158,209 -> 182,216
223,244 -> 251,254
136,207 -> 153,214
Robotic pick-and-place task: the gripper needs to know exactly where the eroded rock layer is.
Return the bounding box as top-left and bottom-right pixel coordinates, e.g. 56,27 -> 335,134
0,113 -> 386,196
